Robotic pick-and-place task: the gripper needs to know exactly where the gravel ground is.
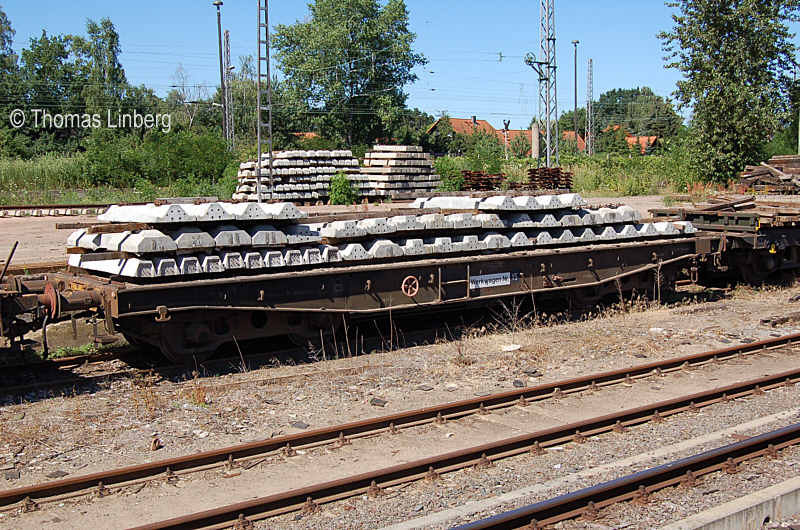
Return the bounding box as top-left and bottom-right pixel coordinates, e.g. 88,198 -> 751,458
262,385 -> 800,529
3,284 -> 800,528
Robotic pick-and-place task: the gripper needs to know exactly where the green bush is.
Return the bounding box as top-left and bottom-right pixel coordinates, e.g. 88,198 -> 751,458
329,172 -> 357,205
434,155 -> 468,191
465,131 -> 504,174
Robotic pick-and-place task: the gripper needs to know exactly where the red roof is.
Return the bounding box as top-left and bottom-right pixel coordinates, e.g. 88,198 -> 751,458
626,135 -> 658,154
292,132 -> 319,139
562,130 -> 586,152
426,117 -> 499,136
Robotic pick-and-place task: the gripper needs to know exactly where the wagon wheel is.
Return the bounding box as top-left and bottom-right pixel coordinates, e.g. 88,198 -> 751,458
401,275 -> 420,297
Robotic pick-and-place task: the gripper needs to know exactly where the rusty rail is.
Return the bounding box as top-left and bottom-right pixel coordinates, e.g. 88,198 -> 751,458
126,367 -> 800,529
457,422 -> 800,529
2,332 -> 799,511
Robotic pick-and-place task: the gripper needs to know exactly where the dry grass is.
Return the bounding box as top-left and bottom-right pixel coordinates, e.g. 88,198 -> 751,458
130,373 -> 164,419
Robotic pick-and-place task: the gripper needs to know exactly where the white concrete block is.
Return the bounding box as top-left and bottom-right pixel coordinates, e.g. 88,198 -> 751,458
578,210 -> 599,225
388,215 -> 425,232
401,239 -> 427,256
433,237 -> 454,253
171,227 -> 216,251
558,193 -> 587,208
557,214 -> 582,227
636,223 -> 658,237
510,232 -> 531,247
616,225 -> 639,239
202,255 -> 224,273
98,203 -> 191,224
530,213 -> 559,228
597,227 -> 619,240
321,220 -> 367,239
341,243 -> 370,261
177,256 -> 202,275
478,196 -> 518,211
68,254 -> 83,268
154,258 -> 179,277
222,202 -> 272,220
181,203 -> 233,222
575,228 -> 597,243
358,217 -> 396,235
425,196 -> 480,209
418,213 -> 453,230
410,198 -> 429,209
553,229 -> 576,244
283,249 -> 303,266
459,235 -> 486,251
249,225 -> 288,247
210,226 -> 252,248
368,240 -> 405,258
221,252 -> 245,270
595,208 -> 622,224
618,205 -> 641,222
474,213 -> 505,229
320,246 -> 341,263
262,202 -> 306,219
121,259 -> 156,278
653,221 -> 679,236
535,195 -> 562,210
531,231 -> 553,245
243,252 -> 264,269
119,230 -> 178,254
447,213 -> 481,229
262,251 -> 285,268
302,248 -> 322,265
511,196 -> 538,210
67,229 -> 87,247
482,233 -> 512,249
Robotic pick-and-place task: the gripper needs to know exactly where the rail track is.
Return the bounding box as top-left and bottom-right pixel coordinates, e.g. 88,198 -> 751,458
118,366 -> 800,529
458,423 -> 800,529
2,333 -> 799,518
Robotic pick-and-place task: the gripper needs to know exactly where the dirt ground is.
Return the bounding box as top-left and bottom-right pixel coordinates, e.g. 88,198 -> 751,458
0,196 -> 670,267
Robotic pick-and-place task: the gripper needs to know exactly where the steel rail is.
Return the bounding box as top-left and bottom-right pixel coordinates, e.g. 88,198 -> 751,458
457,423 -> 800,529
126,368 -> 800,529
1,332 -> 798,511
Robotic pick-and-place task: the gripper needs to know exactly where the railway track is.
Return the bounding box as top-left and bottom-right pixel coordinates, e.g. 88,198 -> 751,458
457,423 -> 800,529
2,333 -> 799,517
120,366 -> 800,529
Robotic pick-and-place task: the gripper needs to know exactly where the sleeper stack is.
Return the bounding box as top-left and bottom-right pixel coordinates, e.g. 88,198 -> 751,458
350,145 -> 441,198
233,150 -> 360,202
66,194 -> 697,280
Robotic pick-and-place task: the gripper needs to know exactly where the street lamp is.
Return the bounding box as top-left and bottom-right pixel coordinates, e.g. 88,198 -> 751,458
213,0 -> 227,140
571,40 -> 579,149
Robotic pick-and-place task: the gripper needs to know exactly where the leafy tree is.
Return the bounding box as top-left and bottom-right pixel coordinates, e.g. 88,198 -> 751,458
465,130 -> 504,174
594,87 -> 681,139
660,0 -> 800,180
0,5 -> 24,157
71,18 -> 127,115
558,108 -> 587,138
273,0 -> 426,145
510,133 -> 531,158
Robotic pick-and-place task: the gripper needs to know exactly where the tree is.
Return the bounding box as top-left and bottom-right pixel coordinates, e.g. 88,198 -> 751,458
660,0 -> 800,180
594,87 -> 681,139
510,133 -> 531,158
167,65 -> 205,130
71,18 -> 127,116
273,0 -> 426,145
0,5 -> 24,156
558,108 -> 587,138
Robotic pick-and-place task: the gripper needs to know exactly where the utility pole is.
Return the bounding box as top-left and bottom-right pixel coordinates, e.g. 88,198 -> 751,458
525,0 -> 558,167
213,1 -> 227,142
586,58 -> 594,156
503,120 -> 511,160
223,30 -> 235,150
256,0 -> 274,202
572,40 -> 579,148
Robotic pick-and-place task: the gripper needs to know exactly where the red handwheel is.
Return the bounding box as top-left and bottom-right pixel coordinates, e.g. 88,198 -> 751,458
401,275 -> 420,297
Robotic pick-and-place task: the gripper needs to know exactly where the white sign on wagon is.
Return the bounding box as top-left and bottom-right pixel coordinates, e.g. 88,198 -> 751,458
469,272 -> 512,290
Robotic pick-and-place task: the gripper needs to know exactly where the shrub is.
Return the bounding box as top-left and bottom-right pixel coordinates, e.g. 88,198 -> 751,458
329,172 -> 357,205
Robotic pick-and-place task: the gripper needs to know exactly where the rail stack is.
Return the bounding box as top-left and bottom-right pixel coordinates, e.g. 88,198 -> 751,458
738,155 -> 800,193
63,193 -> 697,280
460,171 -> 505,191
527,166 -> 574,190
351,145 -> 441,199
232,150 -> 361,202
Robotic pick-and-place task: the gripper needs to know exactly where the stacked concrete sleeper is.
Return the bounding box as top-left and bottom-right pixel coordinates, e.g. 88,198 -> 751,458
66,194 -> 697,279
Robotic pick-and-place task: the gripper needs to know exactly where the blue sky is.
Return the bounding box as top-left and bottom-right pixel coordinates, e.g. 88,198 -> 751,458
1,1 -> 765,129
